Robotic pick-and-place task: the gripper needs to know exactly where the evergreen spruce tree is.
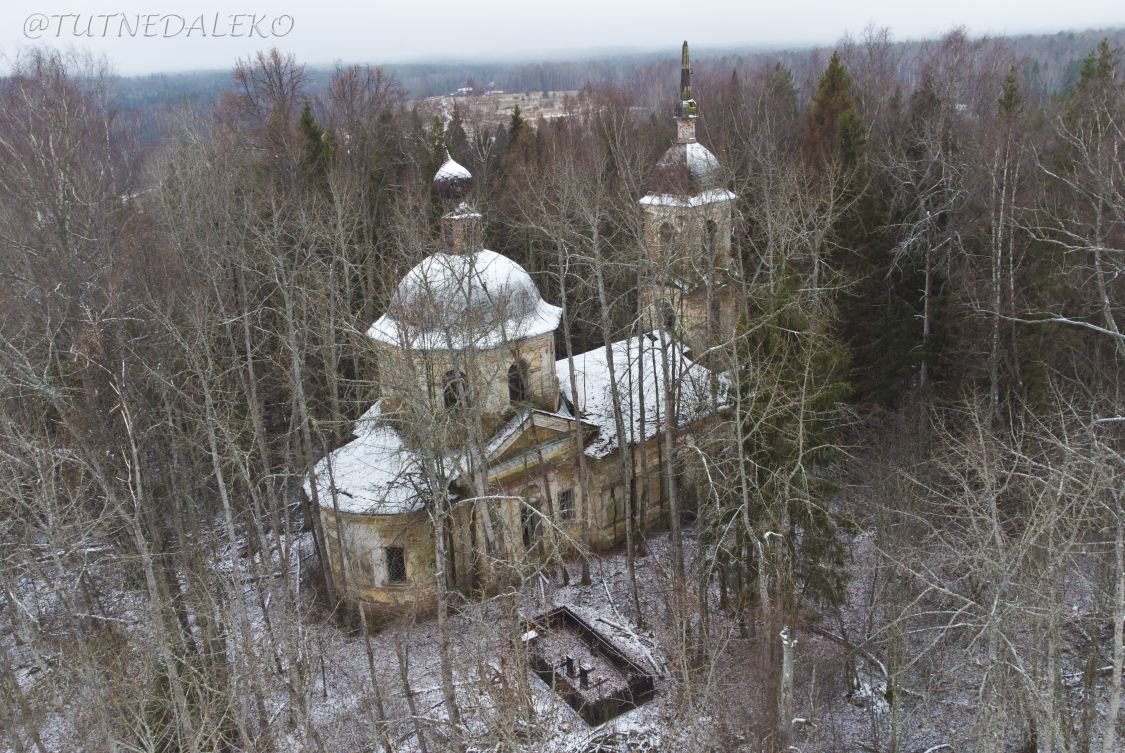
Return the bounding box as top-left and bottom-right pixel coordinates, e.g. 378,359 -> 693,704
998,65 -> 1023,116
297,100 -> 331,185
507,103 -> 527,141
735,274 -> 852,612
501,103 -> 538,191
802,52 -> 919,406
1075,38 -> 1119,95
804,51 -> 862,164
445,104 -> 471,165
763,62 -> 801,149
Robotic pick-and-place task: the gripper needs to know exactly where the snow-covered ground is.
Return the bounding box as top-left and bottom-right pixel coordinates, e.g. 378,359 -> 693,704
3,513 -> 1118,753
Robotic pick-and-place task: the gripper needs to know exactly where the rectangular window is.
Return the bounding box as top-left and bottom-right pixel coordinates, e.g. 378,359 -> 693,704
385,547 -> 406,584
557,488 -> 575,520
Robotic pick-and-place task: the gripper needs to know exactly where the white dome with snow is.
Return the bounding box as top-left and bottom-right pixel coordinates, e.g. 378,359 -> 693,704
369,249 -> 562,349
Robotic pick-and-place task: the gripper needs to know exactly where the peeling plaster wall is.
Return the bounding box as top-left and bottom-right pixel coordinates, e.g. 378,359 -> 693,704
374,330 -> 559,438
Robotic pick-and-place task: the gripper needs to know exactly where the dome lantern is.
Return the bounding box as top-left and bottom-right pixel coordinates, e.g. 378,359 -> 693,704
433,152 -> 483,254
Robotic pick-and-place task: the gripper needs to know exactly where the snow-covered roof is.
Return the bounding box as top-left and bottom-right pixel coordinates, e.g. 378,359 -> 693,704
640,188 -> 736,208
435,157 -> 471,182
683,142 -> 720,175
369,249 -> 561,350
557,332 -> 724,459
305,403 -> 441,516
485,406 -> 540,457
646,141 -> 725,196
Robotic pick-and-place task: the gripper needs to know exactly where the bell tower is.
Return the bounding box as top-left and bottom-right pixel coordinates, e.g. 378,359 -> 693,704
640,41 -> 736,361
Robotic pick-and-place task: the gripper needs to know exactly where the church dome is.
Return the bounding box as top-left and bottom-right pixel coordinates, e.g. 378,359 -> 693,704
432,154 -> 473,200
369,249 -> 562,349
646,141 -> 723,196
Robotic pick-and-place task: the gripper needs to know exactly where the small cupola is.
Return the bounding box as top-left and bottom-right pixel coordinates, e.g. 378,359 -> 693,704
433,153 -> 482,254
432,151 -> 473,199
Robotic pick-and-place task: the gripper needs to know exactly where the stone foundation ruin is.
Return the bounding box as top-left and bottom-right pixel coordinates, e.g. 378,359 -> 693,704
521,606 -> 656,726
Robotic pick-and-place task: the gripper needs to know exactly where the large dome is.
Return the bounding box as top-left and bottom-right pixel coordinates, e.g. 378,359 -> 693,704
369,250 -> 562,349
646,141 -> 723,196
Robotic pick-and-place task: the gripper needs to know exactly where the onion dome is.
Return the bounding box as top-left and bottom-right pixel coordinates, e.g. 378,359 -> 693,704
369,250 -> 562,349
432,153 -> 473,200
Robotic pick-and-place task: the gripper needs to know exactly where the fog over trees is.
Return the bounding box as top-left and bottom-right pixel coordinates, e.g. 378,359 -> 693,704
0,25 -> 1123,753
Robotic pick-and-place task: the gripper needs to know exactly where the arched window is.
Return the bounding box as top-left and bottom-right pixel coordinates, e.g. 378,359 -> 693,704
508,360 -> 529,404
658,222 -> 674,249
443,369 -> 469,410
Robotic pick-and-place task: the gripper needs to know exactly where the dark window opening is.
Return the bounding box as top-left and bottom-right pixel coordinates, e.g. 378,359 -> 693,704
658,222 -> 674,248
558,488 -> 575,520
508,360 -> 529,403
443,369 -> 469,410
522,500 -> 541,548
386,546 -> 406,584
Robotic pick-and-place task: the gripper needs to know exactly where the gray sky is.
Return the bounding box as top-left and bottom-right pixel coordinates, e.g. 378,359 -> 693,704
2,0 -> 1123,75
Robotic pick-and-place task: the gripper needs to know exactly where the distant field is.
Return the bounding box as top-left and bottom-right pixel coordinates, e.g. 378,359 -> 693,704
415,89 -> 583,134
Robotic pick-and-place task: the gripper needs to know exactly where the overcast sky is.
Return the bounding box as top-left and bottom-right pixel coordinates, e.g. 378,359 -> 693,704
2,1 -> 1123,75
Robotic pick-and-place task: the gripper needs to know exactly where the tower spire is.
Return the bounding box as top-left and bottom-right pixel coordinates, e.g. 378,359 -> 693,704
680,40 -> 692,102
674,40 -> 698,143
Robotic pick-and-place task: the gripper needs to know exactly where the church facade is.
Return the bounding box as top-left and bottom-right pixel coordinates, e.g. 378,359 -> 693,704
307,43 -> 735,618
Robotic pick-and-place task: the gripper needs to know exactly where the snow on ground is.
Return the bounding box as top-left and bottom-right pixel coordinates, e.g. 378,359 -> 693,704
3,510 -> 1119,753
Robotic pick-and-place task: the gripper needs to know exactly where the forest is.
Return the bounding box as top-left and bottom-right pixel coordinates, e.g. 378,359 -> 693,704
0,25 -> 1123,753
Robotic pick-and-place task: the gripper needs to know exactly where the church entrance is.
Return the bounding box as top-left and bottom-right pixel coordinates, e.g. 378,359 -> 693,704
522,494 -> 543,551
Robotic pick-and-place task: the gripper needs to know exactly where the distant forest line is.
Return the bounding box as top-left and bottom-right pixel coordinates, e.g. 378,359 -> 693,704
109,26 -> 1125,146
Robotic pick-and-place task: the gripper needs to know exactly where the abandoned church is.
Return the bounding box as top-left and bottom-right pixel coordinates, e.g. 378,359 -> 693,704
307,42 -> 737,618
